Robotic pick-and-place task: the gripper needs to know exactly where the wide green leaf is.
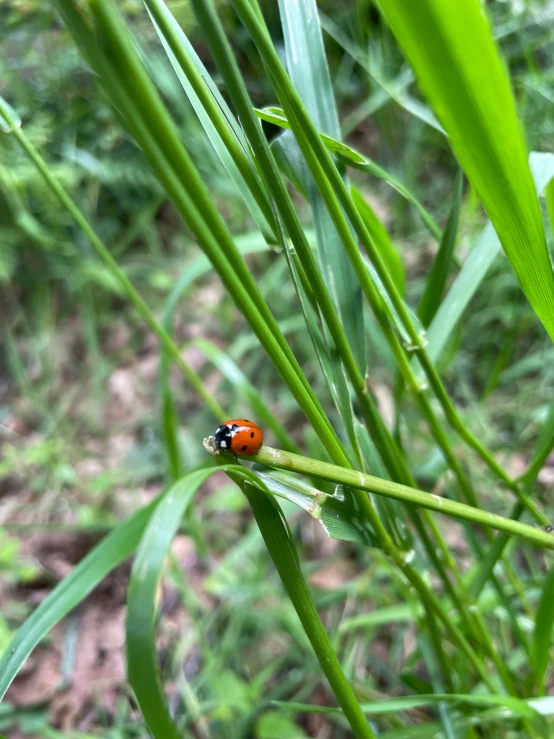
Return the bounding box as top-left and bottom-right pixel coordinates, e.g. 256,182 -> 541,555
375,0 -> 554,340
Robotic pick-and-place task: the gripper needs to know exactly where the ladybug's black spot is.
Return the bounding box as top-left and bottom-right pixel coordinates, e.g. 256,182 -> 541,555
250,432 -> 255,438
242,445 -> 247,451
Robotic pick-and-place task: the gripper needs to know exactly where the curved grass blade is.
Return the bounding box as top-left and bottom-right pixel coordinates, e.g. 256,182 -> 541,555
532,562 -> 554,694
126,470 -> 215,739
277,0 -> 366,374
417,168 -> 462,327
239,475 -> 376,739
376,0 -> 554,340
0,493 -> 164,701
131,451 -> 374,739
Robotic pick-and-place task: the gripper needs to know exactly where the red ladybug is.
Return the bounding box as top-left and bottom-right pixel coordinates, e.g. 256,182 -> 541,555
213,419 -> 264,455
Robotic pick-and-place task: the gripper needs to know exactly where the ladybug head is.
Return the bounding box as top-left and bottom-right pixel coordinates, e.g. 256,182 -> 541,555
213,424 -> 232,450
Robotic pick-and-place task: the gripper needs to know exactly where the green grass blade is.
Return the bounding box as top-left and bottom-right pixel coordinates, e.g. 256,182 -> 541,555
351,187 -> 405,296
376,0 -> 554,340
277,0 -> 366,374
145,0 -> 276,242
161,385 -> 182,481
126,470 -> 214,738
248,446 -> 554,550
532,562 -> 554,694
417,169 -> 462,327
240,479 -> 376,738
253,467 -> 378,547
0,494 -> 163,701
143,0 -> 254,154
339,604 -> 423,633
520,397 -> 554,485
274,692 -> 543,721
425,152 -> 554,367
277,0 -> 339,144
466,524 -> 518,603
425,221 -> 500,368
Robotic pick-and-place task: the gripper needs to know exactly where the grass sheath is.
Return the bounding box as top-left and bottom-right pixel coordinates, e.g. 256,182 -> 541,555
245,446 -> 554,552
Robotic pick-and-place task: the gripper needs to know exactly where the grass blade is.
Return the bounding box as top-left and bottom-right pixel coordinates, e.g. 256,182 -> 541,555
532,563 -> 554,694
417,168 -> 462,327
278,0 -> 366,374
274,692 -> 544,721
126,470 -> 214,738
351,187 -> 405,296
240,477 -> 376,738
253,467 -> 379,547
248,445 -> 554,550
425,152 -> 554,367
0,494 -> 163,701
145,0 -> 277,242
376,0 -> 554,340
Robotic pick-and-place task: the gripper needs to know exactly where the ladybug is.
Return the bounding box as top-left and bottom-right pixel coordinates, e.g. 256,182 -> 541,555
213,419 -> 264,455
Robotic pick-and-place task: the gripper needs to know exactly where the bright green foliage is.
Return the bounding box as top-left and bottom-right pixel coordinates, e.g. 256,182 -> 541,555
376,0 -> 554,341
